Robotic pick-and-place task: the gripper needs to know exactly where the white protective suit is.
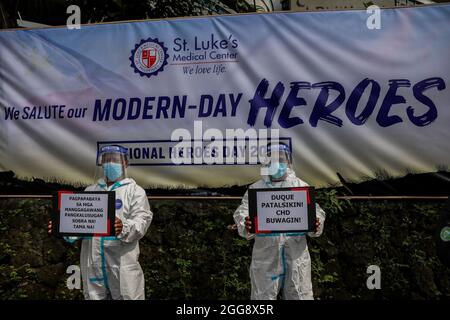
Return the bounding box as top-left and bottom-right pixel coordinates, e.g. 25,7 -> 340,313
65,177 -> 152,300
234,169 -> 326,300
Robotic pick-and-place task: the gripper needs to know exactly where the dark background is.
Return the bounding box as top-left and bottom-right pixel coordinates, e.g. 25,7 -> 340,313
1,188 -> 449,299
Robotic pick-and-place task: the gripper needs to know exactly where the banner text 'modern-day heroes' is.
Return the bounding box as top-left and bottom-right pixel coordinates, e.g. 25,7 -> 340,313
89,76 -> 446,128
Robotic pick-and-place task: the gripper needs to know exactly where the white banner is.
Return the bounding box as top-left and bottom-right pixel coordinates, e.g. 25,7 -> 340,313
0,5 -> 449,188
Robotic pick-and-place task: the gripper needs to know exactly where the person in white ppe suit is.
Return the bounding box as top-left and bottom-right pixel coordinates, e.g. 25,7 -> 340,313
48,145 -> 152,300
233,142 -> 325,300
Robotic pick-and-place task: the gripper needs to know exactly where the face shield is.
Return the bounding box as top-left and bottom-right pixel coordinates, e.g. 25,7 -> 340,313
95,145 -> 129,184
260,143 -> 293,182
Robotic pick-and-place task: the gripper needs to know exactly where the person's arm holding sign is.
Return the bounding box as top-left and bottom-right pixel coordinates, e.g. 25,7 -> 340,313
308,204 -> 326,237
114,217 -> 123,235
233,190 -> 255,240
116,185 -> 152,243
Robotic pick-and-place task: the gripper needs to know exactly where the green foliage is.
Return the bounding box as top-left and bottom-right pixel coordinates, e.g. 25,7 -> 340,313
141,200 -> 251,299
316,189 -> 349,219
0,193 -> 449,300
66,0 -> 254,23
310,195 -> 449,299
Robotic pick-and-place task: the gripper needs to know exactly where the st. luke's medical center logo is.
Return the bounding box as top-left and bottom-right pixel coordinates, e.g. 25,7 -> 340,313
130,38 -> 169,78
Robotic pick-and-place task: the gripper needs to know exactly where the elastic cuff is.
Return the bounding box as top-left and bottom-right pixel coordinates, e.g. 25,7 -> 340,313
246,232 -> 256,240
63,236 -> 78,244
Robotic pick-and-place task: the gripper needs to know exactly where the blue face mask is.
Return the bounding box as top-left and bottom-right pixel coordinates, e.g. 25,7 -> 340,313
103,162 -> 123,181
268,162 -> 288,179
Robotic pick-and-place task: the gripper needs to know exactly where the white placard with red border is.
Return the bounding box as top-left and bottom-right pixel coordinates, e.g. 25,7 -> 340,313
248,187 -> 316,234
52,191 -> 115,237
